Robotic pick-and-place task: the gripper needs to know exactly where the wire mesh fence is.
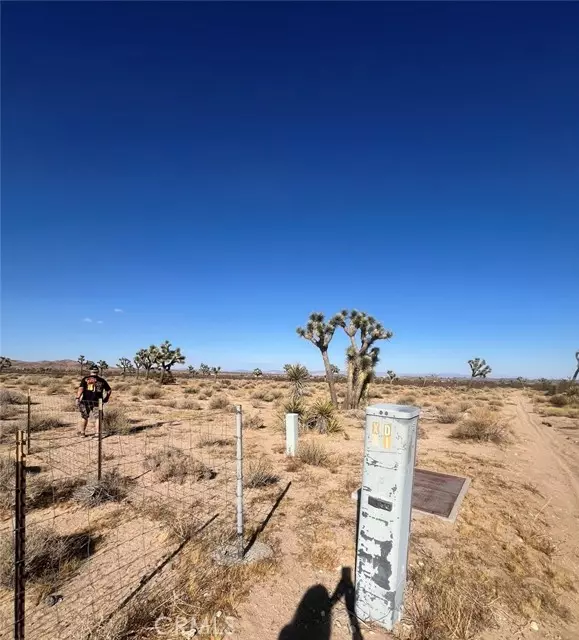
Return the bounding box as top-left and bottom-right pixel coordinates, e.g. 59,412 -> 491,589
0,392 -> 244,639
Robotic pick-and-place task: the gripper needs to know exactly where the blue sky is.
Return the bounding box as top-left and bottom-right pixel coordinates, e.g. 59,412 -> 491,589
1,2 -> 578,378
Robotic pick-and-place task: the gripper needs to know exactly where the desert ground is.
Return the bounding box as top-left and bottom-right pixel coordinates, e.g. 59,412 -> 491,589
0,371 -> 578,640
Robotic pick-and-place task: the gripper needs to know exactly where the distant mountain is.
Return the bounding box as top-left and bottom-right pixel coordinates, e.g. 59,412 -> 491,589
11,359 -> 80,370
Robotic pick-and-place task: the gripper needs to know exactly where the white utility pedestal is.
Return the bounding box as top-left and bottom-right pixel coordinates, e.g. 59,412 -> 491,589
355,403 -> 420,630
285,413 -> 299,456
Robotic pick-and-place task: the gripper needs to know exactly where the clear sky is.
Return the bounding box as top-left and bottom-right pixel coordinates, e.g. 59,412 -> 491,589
1,2 -> 578,378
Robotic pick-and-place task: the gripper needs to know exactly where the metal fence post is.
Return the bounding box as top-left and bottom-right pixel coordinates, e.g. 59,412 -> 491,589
97,399 -> 103,482
235,405 -> 244,560
14,430 -> 26,640
26,390 -> 31,455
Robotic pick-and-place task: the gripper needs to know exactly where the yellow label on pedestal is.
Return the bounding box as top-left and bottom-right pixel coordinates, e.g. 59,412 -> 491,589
371,421 -> 392,449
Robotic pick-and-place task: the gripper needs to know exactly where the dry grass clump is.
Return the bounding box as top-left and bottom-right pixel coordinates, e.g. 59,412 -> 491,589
102,406 -> 130,435
451,408 -> 509,443
244,412 -> 265,429
209,395 -> 231,410
183,386 -> 198,395
73,469 -> 132,507
549,394 -> 568,407
160,398 -> 178,408
142,385 -> 163,399
244,458 -> 279,488
144,447 -> 214,483
197,433 -> 233,448
297,440 -> 330,467
251,389 -> 278,403
304,399 -> 342,434
27,476 -> 85,509
437,406 -> 460,424
0,389 -> 27,405
0,457 -> 14,511
407,551 -> 497,640
0,526 -> 95,587
180,398 -> 201,410
45,383 -> 65,395
397,394 -> 417,405
0,403 -> 20,420
457,401 -> 471,413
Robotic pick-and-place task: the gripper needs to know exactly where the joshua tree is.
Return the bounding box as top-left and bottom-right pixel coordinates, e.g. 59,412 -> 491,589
333,310 -> 393,409
253,368 -> 263,378
136,346 -> 158,380
329,364 -> 341,378
468,358 -> 491,380
296,311 -> 346,406
385,370 -> 398,386
199,363 -> 211,377
97,360 -> 109,372
573,351 -> 579,381
188,366 -> 197,378
133,353 -> 144,379
211,366 -> 221,380
0,357 -> 12,372
284,364 -> 309,400
117,357 -> 132,376
78,355 -> 86,375
155,340 -> 186,383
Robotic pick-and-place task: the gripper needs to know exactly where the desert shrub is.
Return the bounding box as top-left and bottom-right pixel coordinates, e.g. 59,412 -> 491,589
45,383 -> 64,395
0,457 -> 14,510
297,440 -> 330,467
204,388 -> 214,398
251,390 -> 276,403
29,414 -> 67,432
550,394 -> 568,408
304,399 -> 342,434
0,389 -> 26,405
457,401 -> 471,413
397,394 -> 417,405
103,406 -> 130,435
180,399 -> 201,411
0,403 -> 20,420
209,395 -> 231,410
0,526 -> 95,587
160,399 -> 178,408
451,408 -> 509,443
144,447 -> 214,483
244,458 -> 279,488
183,386 -> 198,395
437,407 -> 460,424
197,434 -> 233,448
143,386 -> 163,400
130,386 -> 141,397
244,413 -> 265,430
28,476 -> 85,509
73,469 -> 132,506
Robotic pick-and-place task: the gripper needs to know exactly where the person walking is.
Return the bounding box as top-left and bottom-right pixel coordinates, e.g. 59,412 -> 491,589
76,363 -> 112,437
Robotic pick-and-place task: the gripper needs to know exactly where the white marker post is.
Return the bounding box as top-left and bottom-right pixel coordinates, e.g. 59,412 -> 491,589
355,403 -> 420,630
285,413 -> 299,456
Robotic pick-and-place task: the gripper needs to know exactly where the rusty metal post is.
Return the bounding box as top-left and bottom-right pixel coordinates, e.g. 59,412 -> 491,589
97,399 -> 103,482
14,430 -> 26,640
26,390 -> 31,455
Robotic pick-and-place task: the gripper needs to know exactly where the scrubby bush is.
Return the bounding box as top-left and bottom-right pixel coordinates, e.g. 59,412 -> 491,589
244,458 -> 279,488
550,394 -> 568,408
0,526 -> 95,587
73,469 -> 132,506
297,440 -> 330,467
437,407 -> 460,424
144,447 -> 214,483
451,408 -> 509,443
209,395 -> 231,410
0,389 -> 26,405
143,386 -> 162,400
397,395 -> 417,405
244,413 -> 265,429
180,399 -> 201,411
0,457 -> 14,510
103,406 -> 130,435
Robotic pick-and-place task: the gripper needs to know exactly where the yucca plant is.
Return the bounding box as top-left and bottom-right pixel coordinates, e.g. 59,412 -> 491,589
284,363 -> 309,399
304,398 -> 341,434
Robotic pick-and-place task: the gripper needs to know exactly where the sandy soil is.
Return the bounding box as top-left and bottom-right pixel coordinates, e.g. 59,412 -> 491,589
0,374 -> 578,640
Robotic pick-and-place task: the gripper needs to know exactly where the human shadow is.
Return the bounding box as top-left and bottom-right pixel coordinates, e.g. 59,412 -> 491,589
278,567 -> 363,640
